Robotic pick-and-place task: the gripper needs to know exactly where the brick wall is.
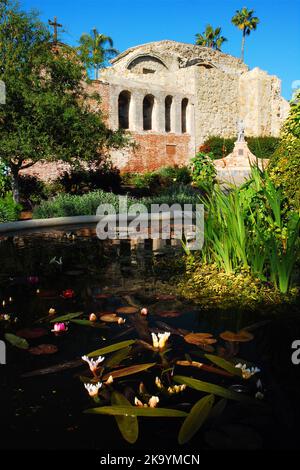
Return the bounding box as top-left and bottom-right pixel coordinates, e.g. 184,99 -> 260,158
112,132 -> 191,173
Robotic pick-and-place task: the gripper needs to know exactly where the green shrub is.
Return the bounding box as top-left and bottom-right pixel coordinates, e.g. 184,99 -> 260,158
200,135 -> 281,160
0,193 -> 22,222
33,185 -> 200,219
247,136 -> 280,158
56,165 -> 121,195
268,93 -> 300,209
18,175 -> 48,204
122,166 -> 191,191
190,152 -> 217,190
0,160 -> 11,197
199,136 -> 235,159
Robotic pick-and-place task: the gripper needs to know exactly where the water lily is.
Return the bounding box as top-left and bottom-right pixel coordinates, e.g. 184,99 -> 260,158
62,289 -> 75,299
134,396 -> 159,408
140,308 -> 148,316
89,313 -> 97,322
155,377 -> 163,389
235,363 -> 260,380
117,317 -> 126,325
105,375 -> 114,385
82,355 -> 105,375
51,322 -> 68,334
167,384 -> 186,395
48,308 -> 56,316
84,381 -> 102,398
151,332 -> 170,351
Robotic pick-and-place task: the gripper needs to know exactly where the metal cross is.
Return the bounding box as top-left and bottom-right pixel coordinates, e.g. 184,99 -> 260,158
48,17 -> 62,43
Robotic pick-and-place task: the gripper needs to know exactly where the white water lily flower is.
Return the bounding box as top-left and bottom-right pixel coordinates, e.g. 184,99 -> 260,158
82,355 -> 105,373
235,363 -> 260,380
155,377 -> 163,389
167,384 -> 186,395
84,382 -> 102,398
151,332 -> 170,351
105,375 -> 114,385
117,317 -> 126,325
134,396 -> 159,408
148,396 -> 159,408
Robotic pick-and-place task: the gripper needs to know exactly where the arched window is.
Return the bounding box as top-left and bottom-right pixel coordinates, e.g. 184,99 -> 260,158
118,91 -> 131,129
181,98 -> 188,133
165,95 -> 173,132
143,94 -> 154,131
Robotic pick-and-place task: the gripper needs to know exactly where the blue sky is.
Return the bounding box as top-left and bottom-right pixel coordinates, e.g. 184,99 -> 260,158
21,0 -> 300,99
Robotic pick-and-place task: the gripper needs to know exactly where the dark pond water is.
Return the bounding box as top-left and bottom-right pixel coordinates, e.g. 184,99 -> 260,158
0,228 -> 300,451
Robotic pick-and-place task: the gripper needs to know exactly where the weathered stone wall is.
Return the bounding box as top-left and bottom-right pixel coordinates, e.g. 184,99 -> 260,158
22,40 -> 289,181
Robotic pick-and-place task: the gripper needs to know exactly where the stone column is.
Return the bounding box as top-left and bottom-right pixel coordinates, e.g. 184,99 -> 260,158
130,91 -> 144,132
173,97 -> 182,134
154,93 -> 166,133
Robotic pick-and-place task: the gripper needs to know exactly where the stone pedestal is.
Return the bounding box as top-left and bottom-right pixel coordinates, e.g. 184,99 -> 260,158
214,140 -> 269,185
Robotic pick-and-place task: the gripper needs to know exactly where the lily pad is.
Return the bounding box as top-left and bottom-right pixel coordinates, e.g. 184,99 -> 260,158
28,344 -> 58,355
219,330 -> 254,342
157,311 -> 182,318
100,314 -> 122,323
156,295 -> 177,301
184,333 -> 217,346
16,327 -> 48,339
116,306 -> 138,315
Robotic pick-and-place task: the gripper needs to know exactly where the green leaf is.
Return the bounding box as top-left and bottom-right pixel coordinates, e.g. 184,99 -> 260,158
105,346 -> 132,368
102,363 -> 156,381
174,376 -> 261,405
205,354 -> 242,377
88,340 -> 136,358
111,392 -> 139,444
50,312 -> 83,323
5,333 -> 29,350
70,319 -> 105,328
208,398 -> 227,424
84,405 -> 188,418
178,394 -> 215,445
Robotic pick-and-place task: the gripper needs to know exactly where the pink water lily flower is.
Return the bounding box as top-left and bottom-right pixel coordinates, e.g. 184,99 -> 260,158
51,322 -> 68,334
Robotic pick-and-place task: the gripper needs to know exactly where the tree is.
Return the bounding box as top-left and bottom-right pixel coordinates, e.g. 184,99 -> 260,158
268,91 -> 300,209
77,28 -> 118,79
0,1 -> 126,203
231,7 -> 259,61
195,24 -> 227,51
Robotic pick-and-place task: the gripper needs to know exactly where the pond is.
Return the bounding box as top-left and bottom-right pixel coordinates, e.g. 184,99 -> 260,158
0,228 -> 300,451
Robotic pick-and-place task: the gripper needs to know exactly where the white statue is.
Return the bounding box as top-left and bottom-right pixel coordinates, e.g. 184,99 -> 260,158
237,119 -> 245,142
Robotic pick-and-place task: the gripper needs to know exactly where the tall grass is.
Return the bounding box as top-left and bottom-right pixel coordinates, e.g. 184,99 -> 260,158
199,167 -> 299,293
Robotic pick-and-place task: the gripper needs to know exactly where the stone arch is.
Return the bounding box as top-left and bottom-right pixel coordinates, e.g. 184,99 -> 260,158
181,98 -> 188,133
127,54 -> 168,74
118,90 -> 131,130
143,94 -> 155,131
165,95 -> 173,132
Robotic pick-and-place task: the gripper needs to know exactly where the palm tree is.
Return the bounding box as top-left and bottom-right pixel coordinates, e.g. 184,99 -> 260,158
195,24 -> 227,51
231,7 -> 260,61
77,28 -> 118,79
